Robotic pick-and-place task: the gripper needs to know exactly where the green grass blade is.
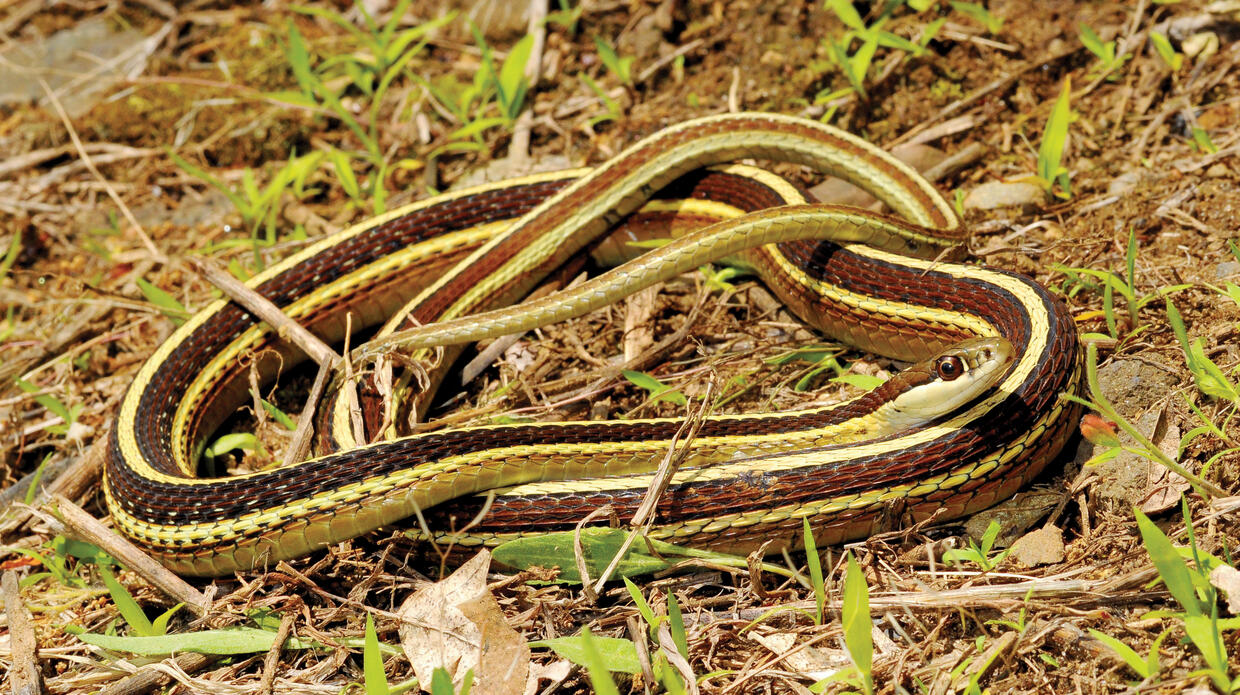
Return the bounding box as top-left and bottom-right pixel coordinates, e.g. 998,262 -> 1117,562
364,613 -> 391,695
842,552 -> 873,694
1134,509 -> 1202,616
99,566 -> 156,637
1087,629 -> 1151,678
1037,78 -> 1073,197
803,517 -> 826,625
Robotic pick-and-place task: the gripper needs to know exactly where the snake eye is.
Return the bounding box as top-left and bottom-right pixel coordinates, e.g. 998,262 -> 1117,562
935,355 -> 964,381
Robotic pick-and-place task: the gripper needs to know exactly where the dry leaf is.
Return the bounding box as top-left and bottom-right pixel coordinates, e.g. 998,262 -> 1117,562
748,631 -> 850,681
1210,564 -> 1240,615
1140,422 -> 1188,514
397,550 -> 528,694
523,659 -> 573,695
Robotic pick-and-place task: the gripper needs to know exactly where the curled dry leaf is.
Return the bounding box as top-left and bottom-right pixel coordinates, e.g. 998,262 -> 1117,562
397,550 -> 530,695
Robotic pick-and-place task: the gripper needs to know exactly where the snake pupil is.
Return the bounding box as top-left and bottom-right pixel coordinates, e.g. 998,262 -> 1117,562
936,355 -> 964,380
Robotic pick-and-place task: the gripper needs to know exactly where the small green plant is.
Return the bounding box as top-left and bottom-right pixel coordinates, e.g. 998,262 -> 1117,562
1149,32 -> 1183,70
619,579 -> 692,692
1132,502 -> 1240,692
698,263 -> 742,293
1,232 -> 20,280
1035,77 -> 1074,199
765,346 -> 845,392
593,36 -> 634,86
942,519 -> 1012,571
622,370 -> 688,407
421,25 -> 532,155
950,1 -> 1003,34
986,587 -> 1034,634
99,565 -> 184,637
1088,626 -> 1169,683
468,26 -> 534,124
0,305 -> 16,343
202,432 -> 266,472
135,276 -> 190,326
279,6 -> 453,214
1167,298 -> 1240,406
1051,227 -> 1191,342
15,377 -> 83,437
1065,343 -> 1226,499
579,73 -> 623,126
1078,23 -> 1129,81
545,0 -> 582,34
803,518 -> 827,626
819,0 -> 930,99
364,613 -> 391,695
169,150 -> 321,263
1192,127 -> 1219,154
811,552 -> 874,694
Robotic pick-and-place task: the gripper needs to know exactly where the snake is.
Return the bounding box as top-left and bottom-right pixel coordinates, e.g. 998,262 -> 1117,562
104,113 -> 1082,577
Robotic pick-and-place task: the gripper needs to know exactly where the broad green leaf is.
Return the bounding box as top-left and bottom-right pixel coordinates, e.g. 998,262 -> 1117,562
830,373 -> 885,390
493,527 -> 675,581
621,370 -> 687,406
73,626 -> 314,655
531,633 -> 641,676
1181,614 -> 1229,676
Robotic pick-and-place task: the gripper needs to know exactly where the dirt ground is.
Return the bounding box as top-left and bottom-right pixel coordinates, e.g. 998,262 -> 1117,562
2,0 -> 1240,693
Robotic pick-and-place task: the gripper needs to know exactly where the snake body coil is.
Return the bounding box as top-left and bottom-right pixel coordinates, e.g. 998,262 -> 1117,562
106,114 -> 1081,576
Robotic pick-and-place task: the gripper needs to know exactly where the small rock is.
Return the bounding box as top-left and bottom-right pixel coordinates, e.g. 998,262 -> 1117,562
760,49 -> 785,67
962,181 -> 1044,211
1009,525 -> 1065,567
1206,163 -> 1231,178
810,143 -> 946,207
1217,261 -> 1240,280
964,489 -> 1062,547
